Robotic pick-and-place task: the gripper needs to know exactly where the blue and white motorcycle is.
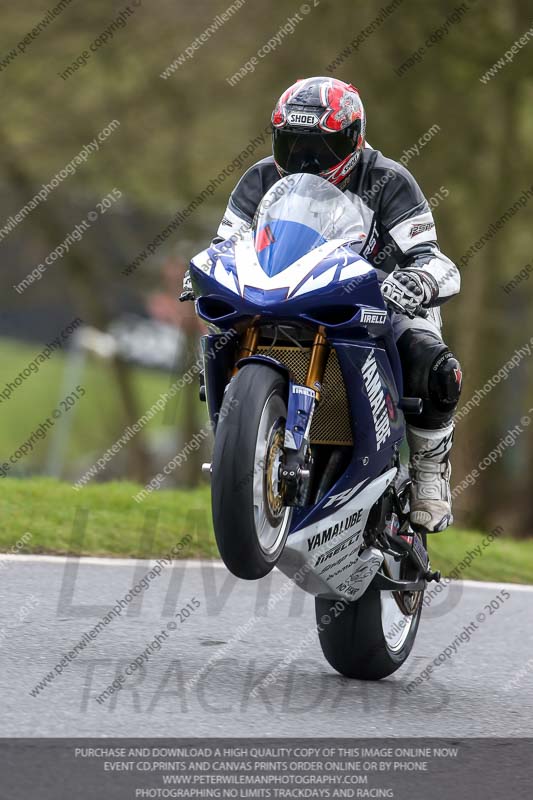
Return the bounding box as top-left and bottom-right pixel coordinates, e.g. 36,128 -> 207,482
187,173 -> 440,680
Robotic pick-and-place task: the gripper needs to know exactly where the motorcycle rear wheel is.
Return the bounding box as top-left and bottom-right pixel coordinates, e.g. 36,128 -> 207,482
315,532 -> 426,680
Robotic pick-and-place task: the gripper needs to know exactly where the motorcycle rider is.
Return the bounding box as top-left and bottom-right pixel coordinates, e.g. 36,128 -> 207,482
186,77 -> 462,533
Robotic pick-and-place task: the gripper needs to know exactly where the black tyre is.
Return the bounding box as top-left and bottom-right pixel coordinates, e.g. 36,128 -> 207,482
211,364 -> 292,580
315,533 -> 426,680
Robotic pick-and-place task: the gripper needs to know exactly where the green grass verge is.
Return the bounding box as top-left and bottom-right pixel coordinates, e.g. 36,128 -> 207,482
0,337 -> 200,477
1,478 -> 532,584
0,478 -> 217,560
427,528 -> 533,585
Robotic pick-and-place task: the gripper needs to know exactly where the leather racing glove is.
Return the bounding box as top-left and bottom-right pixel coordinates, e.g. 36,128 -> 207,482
381,268 -> 438,317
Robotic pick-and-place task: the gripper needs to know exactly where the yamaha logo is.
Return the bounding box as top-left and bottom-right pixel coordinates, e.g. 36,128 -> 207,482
287,111 -> 318,127
362,351 -> 391,450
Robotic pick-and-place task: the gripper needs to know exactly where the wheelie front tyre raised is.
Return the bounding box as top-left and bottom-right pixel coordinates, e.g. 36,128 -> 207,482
211,364 -> 292,580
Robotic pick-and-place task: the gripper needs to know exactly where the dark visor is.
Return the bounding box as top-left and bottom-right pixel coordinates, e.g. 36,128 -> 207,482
273,130 -> 353,174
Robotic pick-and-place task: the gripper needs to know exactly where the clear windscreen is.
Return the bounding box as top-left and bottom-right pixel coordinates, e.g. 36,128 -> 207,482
252,173 -> 367,277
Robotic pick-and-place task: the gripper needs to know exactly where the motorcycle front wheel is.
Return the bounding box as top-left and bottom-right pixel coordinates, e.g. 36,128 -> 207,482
211,364 -> 292,580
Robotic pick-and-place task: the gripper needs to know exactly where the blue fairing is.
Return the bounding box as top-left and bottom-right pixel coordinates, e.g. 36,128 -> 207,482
289,339 -> 404,532
192,173 -> 409,539
191,239 -> 387,330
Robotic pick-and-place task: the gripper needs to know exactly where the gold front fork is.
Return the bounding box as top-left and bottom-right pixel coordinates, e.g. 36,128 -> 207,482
232,324 -> 259,376
305,326 -> 329,401
232,325 -> 329,397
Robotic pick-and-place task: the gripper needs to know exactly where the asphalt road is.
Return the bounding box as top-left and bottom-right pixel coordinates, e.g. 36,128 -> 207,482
1,555 -> 532,737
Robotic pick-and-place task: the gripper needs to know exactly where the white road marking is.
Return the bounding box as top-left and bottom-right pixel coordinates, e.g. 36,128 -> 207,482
458,578 -> 533,593
0,554 -> 532,591
0,554 -> 226,568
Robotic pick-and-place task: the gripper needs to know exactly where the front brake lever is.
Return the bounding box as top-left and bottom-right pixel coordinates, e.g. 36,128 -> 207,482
384,297 -> 415,319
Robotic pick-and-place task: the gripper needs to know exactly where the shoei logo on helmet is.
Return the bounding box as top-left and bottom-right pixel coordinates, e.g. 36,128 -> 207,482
339,151 -> 359,176
287,111 -> 319,127
321,150 -> 361,185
